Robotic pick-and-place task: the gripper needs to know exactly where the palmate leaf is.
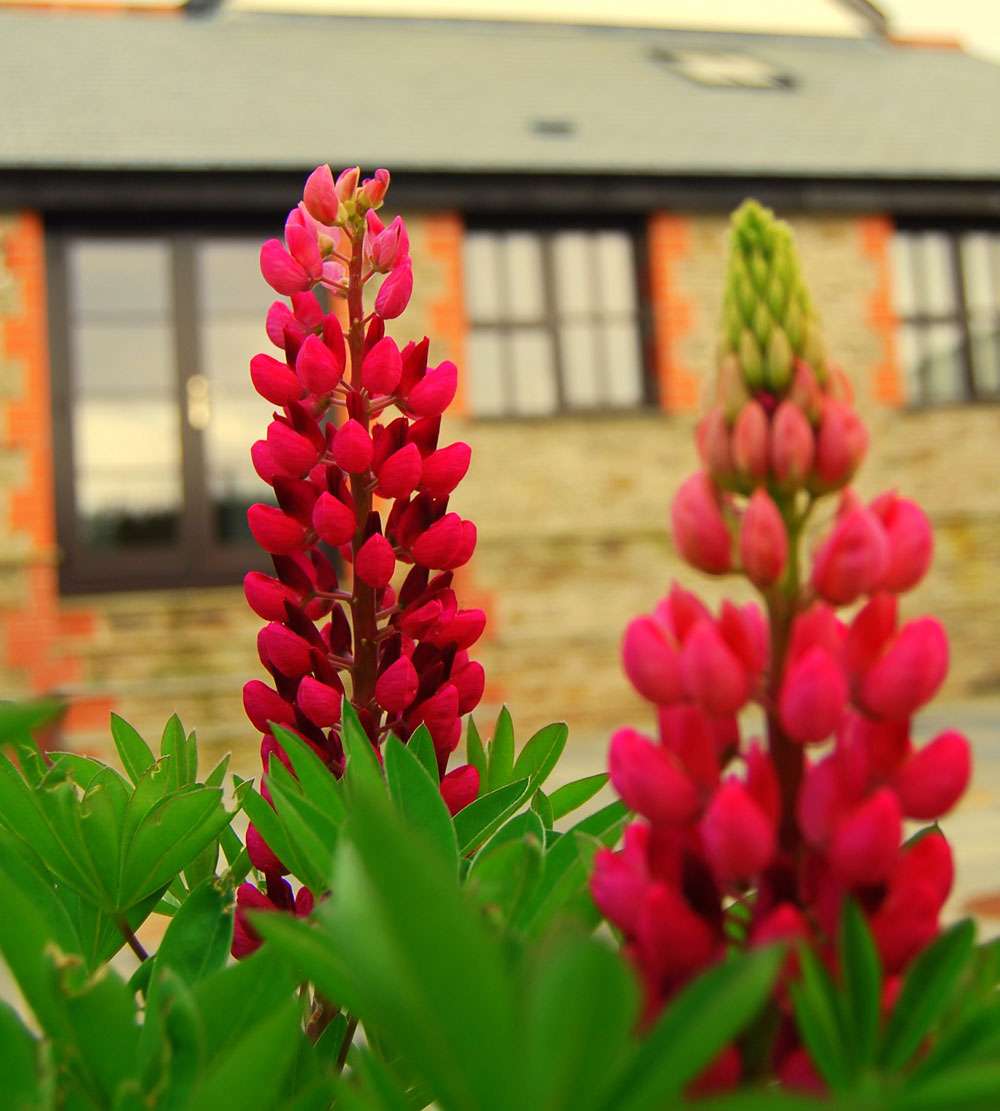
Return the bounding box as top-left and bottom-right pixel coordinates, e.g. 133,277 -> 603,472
110,713 -> 156,787
549,773 -> 608,821
485,706 -> 515,791
452,778 -> 531,855
464,716 -> 487,792
511,721 -> 568,795
384,735 -> 458,872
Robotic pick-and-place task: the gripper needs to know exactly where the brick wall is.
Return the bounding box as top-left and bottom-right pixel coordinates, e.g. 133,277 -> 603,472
2,205 -> 998,777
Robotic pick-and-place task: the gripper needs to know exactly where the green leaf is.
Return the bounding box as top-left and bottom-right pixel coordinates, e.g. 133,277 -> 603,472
203,753 -> 231,791
152,876 -> 233,986
407,723 -> 440,783
486,706 -> 515,791
341,702 -> 385,797
465,716 -> 487,793
789,944 -> 851,1090
909,999 -> 1000,1083
118,787 -> 231,907
452,777 -> 531,855
77,767 -> 130,906
892,1061 -> 1000,1111
612,946 -> 783,1108
880,918 -> 976,1070
511,721 -> 568,793
514,831 -> 602,937
839,899 -> 881,1069
236,781 -> 305,881
110,714 -> 156,787
271,724 -> 346,824
531,788 -> 554,830
161,714 -> 191,790
384,735 -> 458,872
0,698 -> 63,746
467,835 -> 543,925
549,773 -> 608,821
0,1000 -> 42,1111
522,936 -> 637,1111
265,766 -> 339,893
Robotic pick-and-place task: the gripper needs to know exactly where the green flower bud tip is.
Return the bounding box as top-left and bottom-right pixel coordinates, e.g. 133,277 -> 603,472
752,300 -> 772,348
765,327 -> 793,391
739,328 -> 765,389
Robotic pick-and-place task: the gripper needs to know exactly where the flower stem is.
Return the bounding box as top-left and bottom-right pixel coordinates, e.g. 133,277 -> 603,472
115,916 -> 149,962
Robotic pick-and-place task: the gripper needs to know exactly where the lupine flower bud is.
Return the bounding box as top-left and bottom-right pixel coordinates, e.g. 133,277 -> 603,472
362,336 -> 403,395
246,824 -> 285,875
810,506 -> 888,606
244,571 -> 301,621
789,359 -> 823,421
829,788 -> 901,887
267,420 -> 319,476
700,779 -> 775,883
608,728 -> 700,825
420,442 -> 472,497
335,165 -> 360,202
622,615 -> 684,705
731,400 -> 769,481
296,675 -> 342,727
405,361 -> 459,418
778,647 -> 847,744
375,259 -> 413,319
858,617 -> 948,720
591,831 -> 650,935
740,488 -> 787,588
696,408 -> 734,479
871,876 -> 941,974
843,592 -> 897,677
894,829 -> 953,908
451,657 -> 486,713
261,622 -> 313,678
248,504 -> 306,554
296,333 -> 345,394
242,680 -> 297,733
814,399 -> 868,488
869,492 -> 933,594
635,883 -> 717,987
260,239 -> 314,295
377,443 -> 423,500
312,492 -> 357,547
769,400 -> 814,486
332,419 -> 374,474
359,168 -> 390,209
250,353 -> 304,405
670,473 -> 733,574
355,533 -> 396,589
681,622 -> 750,716
892,730 -> 970,820
412,513 -> 463,568
440,765 -> 479,815
413,683 -> 461,753
303,164 -> 341,224
375,655 -> 419,712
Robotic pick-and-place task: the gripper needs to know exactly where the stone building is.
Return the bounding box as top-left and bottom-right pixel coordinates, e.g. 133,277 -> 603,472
2,3 -> 1000,774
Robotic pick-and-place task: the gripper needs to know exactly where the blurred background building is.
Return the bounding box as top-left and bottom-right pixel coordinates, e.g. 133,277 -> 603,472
2,0 -> 1000,772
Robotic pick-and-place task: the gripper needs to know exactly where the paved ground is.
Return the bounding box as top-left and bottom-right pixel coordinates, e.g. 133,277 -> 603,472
4,699 -> 1000,1021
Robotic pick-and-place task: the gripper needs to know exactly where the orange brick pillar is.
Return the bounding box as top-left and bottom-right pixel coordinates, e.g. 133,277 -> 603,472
859,215 -> 904,407
648,213 -> 701,414
0,213 -> 110,733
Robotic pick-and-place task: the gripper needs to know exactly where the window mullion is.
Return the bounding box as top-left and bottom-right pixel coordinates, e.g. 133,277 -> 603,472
950,236 -> 977,401
540,234 -> 567,413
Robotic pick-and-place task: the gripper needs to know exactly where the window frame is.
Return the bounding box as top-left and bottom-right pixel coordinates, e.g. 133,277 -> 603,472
462,217 -> 656,418
47,224 -> 279,595
891,221 -> 1000,407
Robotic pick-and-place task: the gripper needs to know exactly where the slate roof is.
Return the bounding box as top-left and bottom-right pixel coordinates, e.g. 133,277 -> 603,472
2,6 -> 1000,180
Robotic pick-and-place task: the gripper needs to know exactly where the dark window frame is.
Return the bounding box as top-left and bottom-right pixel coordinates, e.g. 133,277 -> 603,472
891,220 -> 1000,407
47,223 -> 279,594
462,217 -> 656,418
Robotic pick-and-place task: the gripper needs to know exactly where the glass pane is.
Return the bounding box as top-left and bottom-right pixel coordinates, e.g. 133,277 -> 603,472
464,233 -> 502,322
199,238 -> 275,315
596,232 -> 637,316
503,233 -> 545,322
604,321 -> 645,406
70,308 -> 183,546
560,322 -> 601,408
960,234 -> 995,314
895,323 -> 922,403
74,399 -> 181,546
198,239 -> 281,543
920,322 -> 966,403
467,329 -> 506,416
510,328 -> 558,415
970,320 -> 1000,397
553,232 -> 592,316
889,233 -> 916,317
915,233 -> 957,316
68,240 -> 171,317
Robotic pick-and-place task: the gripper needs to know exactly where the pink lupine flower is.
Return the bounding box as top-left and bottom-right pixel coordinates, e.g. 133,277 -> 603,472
769,399 -> 814,486
681,621 -> 750,716
813,398 -> 868,488
892,731 -> 971,820
696,407 -> 734,480
634,883 -> 717,989
857,617 -> 948,720
296,332 -> 345,394
740,488 -> 787,588
829,788 -> 902,888
731,400 -> 769,480
700,778 -> 776,884
374,258 -> 413,319
332,419 -> 374,474
778,647 -> 847,744
420,442 -> 472,497
404,360 -> 459,418
312,491 -> 357,547
362,336 -> 403,395
247,504 -> 306,554
302,164 -> 342,224
869,492 -> 933,593
608,728 -> 701,825
375,655 -> 419,713
622,614 -> 685,705
261,239 -> 314,295
810,504 -> 888,605
439,765 -> 479,815
670,473 -> 733,575
250,352 -> 304,405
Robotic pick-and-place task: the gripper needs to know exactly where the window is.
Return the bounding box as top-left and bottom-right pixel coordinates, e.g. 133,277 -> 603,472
890,228 -> 1000,405
462,227 -> 650,417
651,48 -> 796,90
49,233 -> 278,592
